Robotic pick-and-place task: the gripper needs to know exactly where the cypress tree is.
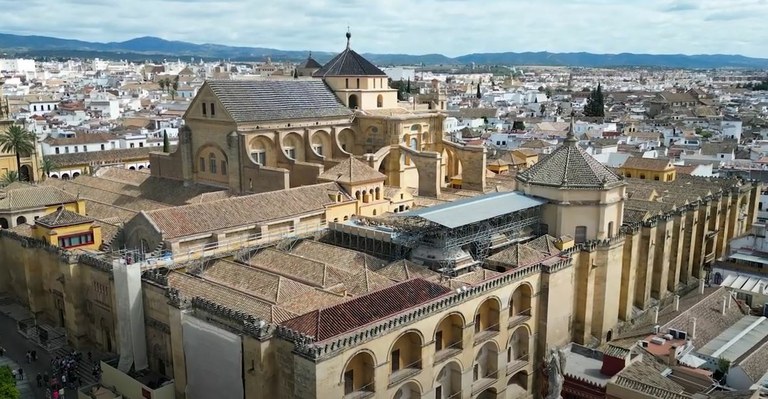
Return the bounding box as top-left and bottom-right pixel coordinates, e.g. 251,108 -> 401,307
162,131 -> 170,152
406,77 -> 411,93
476,83 -> 481,99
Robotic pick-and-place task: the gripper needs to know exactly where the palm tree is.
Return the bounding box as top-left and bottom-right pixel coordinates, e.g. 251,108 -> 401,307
0,170 -> 19,185
39,156 -> 58,179
0,124 -> 35,181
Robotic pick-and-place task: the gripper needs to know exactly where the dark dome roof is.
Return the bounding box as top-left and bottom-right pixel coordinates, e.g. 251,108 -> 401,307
313,48 -> 386,78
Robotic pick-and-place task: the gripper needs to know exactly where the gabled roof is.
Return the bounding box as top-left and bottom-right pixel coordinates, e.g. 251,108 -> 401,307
620,157 -> 674,172
0,185 -> 77,211
36,208 -> 93,228
280,278 -> 449,341
317,157 -> 385,184
142,182 -> 350,240
204,80 -> 352,123
302,54 -> 322,69
312,35 -> 386,78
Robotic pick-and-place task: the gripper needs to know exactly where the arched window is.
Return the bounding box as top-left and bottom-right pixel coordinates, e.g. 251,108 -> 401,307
377,94 -> 383,108
356,78 -> 360,88
607,222 -> 614,238
16,216 -> 27,225
210,103 -> 215,116
209,153 -> 217,174
221,160 -> 227,175
348,94 -> 359,109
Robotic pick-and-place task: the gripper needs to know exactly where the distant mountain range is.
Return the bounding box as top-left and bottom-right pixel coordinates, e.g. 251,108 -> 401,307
1,33 -> 767,69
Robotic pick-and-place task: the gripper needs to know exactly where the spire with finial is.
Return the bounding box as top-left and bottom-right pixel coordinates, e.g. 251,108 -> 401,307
564,116 -> 577,144
346,27 -> 351,49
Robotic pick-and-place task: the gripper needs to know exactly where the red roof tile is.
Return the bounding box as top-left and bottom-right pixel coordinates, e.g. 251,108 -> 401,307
280,278 -> 450,341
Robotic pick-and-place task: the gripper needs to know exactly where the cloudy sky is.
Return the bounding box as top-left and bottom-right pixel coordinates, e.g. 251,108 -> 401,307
2,0 -> 768,57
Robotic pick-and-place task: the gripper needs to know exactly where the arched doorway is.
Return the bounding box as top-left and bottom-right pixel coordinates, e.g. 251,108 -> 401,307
129,166 -> 136,170
19,165 -> 31,182
509,284 -> 532,325
477,387 -> 497,399
392,381 -> 420,399
343,351 -> 376,396
0,218 -> 8,229
435,361 -> 461,399
72,172 -> 80,178
506,372 -> 528,398
389,331 -> 423,376
348,94 -> 359,109
16,216 -> 27,225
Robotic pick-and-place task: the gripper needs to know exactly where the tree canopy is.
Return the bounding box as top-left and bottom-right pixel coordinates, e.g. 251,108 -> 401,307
583,83 -> 605,117
0,366 -> 19,399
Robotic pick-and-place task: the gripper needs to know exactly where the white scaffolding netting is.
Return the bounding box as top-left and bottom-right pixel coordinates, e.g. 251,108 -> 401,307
182,316 -> 244,399
113,261 -> 148,372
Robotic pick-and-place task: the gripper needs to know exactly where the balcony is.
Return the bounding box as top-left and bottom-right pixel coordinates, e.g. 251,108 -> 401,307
434,348 -> 462,365
506,356 -> 528,376
343,391 -> 375,399
471,378 -> 496,396
473,329 -> 499,346
508,308 -> 532,329
388,367 -> 421,388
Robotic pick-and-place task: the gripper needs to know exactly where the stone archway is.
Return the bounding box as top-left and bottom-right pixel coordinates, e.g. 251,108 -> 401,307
337,128 -> 356,154
19,165 -> 31,182
281,132 -> 305,162
248,136 -> 276,167
349,94 -> 359,109
0,218 -> 8,229
311,130 -> 332,158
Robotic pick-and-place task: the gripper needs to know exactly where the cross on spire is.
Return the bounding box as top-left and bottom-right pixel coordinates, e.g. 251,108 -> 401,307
346,27 -> 351,49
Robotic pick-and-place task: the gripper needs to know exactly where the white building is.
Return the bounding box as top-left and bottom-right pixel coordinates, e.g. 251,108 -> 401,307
721,117 -> 743,141
27,99 -> 59,116
382,67 -> 415,82
87,92 -> 121,120
0,58 -> 35,73
41,132 -> 121,156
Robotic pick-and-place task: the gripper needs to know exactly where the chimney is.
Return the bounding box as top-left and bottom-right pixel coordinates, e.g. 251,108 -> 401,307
654,306 -> 659,324
674,295 -> 680,312
699,279 -> 705,295
690,318 -> 697,339
668,345 -> 678,366
722,296 -> 727,315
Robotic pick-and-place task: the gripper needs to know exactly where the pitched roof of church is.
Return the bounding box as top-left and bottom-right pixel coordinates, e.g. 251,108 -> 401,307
516,121 -> 624,189
205,80 -> 352,123
303,53 -> 322,69
317,157 -> 386,184
36,208 -> 93,228
313,32 -> 386,78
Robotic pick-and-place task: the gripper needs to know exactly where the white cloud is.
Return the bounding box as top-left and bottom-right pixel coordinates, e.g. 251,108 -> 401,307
0,0 -> 767,57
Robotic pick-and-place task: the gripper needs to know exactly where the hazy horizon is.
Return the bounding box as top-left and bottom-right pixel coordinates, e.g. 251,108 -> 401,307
2,0 -> 767,58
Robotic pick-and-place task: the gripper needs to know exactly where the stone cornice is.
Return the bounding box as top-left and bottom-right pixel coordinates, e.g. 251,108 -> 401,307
146,317 -> 171,334
189,297 -> 274,340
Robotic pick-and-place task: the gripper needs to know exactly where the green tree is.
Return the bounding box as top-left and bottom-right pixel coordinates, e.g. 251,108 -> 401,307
293,69 -> 299,79
0,366 -> 20,399
512,121 -> 525,131
406,77 -> 411,94
476,83 -> 481,99
163,131 -> 170,153
0,170 -> 19,185
584,83 -> 605,117
0,124 -> 36,181
540,103 -> 547,116
39,156 -> 58,179
158,79 -> 166,92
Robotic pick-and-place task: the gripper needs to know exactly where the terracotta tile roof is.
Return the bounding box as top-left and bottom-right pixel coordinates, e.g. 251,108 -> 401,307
312,46 -> 387,77
341,267 -> 396,296
200,259 -> 346,315
144,182 -> 347,240
168,271 -> 297,323
42,179 -> 169,213
0,185 -> 77,211
45,146 -> 171,167
526,235 -> 560,256
621,157 -> 674,171
246,248 -> 352,289
42,133 -> 118,146
280,278 -> 450,341
72,172 -> 228,206
205,80 -> 353,123
735,338 -> 768,382
288,240 -> 388,273
317,157 -> 386,184
615,350 -> 686,395
453,268 -> 502,285
487,243 -> 549,267
35,208 -> 93,228
374,259 -> 441,282
516,141 -> 623,189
